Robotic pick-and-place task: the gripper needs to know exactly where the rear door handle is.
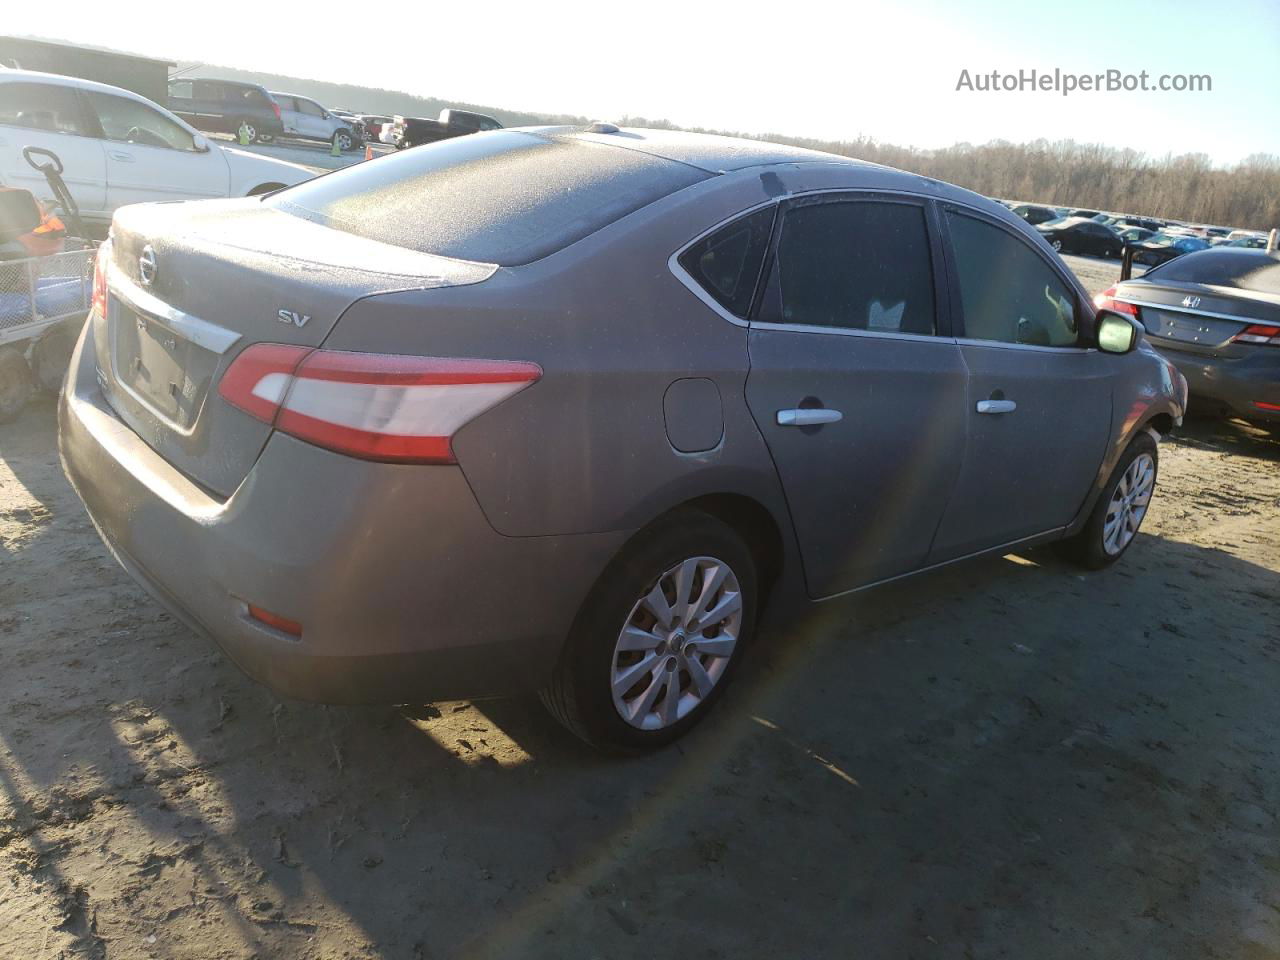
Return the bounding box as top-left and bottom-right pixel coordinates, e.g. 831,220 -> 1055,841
976,399 -> 1017,414
777,408 -> 843,426
109,151 -> 135,162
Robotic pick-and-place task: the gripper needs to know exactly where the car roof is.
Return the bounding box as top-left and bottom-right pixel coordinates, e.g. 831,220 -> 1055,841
523,126 -> 869,174
273,92 -> 318,103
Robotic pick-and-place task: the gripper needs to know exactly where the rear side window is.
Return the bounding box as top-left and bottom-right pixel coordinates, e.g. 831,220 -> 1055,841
267,131 -> 710,265
947,212 -> 1078,347
168,80 -> 193,99
678,206 -> 775,318
760,200 -> 937,335
0,82 -> 92,136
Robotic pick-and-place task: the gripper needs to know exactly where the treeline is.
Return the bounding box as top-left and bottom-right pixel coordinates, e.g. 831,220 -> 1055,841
176,61 -> 1277,230
621,118 -> 1280,230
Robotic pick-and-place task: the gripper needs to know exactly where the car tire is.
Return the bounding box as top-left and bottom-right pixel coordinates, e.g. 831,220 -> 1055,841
0,346 -> 33,424
235,119 -> 257,143
31,323 -> 77,394
540,510 -> 757,751
1057,431 -> 1158,570
334,130 -> 355,152
1051,239 -> 1063,252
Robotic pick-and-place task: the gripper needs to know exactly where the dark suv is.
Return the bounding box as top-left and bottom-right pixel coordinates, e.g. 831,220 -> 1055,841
167,78 -> 283,144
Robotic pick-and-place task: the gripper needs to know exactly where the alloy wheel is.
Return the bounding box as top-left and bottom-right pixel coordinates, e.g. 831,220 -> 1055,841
610,556 -> 743,730
1103,452 -> 1155,555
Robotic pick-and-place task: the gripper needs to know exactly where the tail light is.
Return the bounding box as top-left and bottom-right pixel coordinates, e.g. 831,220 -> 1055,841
91,240 -> 109,317
271,100 -> 282,121
1231,324 -> 1280,346
1093,286 -> 1139,317
218,345 -> 541,463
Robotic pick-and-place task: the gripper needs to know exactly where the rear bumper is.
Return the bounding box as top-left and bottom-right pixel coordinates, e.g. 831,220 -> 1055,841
1154,342 -> 1280,423
58,323 -> 629,704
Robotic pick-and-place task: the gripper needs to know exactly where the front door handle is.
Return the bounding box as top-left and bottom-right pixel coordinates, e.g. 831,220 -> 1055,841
976,399 -> 1017,414
109,151 -> 135,162
777,408 -> 843,426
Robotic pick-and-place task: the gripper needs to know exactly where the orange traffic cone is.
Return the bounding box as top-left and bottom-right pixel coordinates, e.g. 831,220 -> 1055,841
365,144 -> 374,161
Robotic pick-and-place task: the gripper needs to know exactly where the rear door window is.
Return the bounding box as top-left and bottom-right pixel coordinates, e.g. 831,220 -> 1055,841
759,198 -> 938,335
946,211 -> 1079,347
266,131 -> 710,265
297,98 -> 325,117
678,206 -> 775,318
0,82 -> 93,136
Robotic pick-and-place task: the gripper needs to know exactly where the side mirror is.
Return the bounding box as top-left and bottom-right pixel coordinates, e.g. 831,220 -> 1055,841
192,133 -> 210,152
1097,311 -> 1141,354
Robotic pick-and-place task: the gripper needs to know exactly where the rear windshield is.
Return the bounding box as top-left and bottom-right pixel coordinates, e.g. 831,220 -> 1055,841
1146,250 -> 1280,295
266,131 -> 711,265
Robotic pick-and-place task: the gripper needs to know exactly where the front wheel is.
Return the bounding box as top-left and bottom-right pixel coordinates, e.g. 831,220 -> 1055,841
1058,431 -> 1158,569
1051,239 -> 1063,252
540,511 -> 757,751
333,130 -> 355,152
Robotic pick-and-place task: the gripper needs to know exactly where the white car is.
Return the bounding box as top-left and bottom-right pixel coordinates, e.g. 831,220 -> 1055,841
0,69 -> 313,235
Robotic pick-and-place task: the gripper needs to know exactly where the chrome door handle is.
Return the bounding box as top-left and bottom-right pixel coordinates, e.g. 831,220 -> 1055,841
777,408 -> 843,426
976,399 -> 1017,414
109,151 -> 135,162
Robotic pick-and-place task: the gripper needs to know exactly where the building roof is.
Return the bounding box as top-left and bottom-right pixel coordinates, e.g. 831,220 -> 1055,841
0,35 -> 175,68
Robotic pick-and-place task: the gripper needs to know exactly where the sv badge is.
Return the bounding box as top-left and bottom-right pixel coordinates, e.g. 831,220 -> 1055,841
277,309 -> 312,328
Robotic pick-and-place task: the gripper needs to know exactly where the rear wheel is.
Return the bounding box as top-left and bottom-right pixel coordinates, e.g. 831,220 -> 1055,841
540,511 -> 757,751
0,346 -> 33,423
31,324 -> 77,394
1058,432 -> 1158,569
1050,238 -> 1063,252
236,119 -> 258,143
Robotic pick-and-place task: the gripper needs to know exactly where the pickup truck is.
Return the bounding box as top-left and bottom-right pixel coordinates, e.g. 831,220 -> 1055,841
388,109 -> 502,149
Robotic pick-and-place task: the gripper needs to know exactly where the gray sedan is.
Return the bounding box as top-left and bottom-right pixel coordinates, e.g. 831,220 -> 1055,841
59,126 -> 1187,750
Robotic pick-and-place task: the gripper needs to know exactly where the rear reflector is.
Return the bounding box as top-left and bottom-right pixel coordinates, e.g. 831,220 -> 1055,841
218,345 -> 541,463
1254,400 -> 1280,412
1232,324 -> 1280,346
247,603 -> 302,636
91,240 -> 109,317
1093,286 -> 1138,316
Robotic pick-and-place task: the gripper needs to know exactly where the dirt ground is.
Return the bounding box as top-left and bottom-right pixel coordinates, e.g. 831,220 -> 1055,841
3,280 -> 1280,957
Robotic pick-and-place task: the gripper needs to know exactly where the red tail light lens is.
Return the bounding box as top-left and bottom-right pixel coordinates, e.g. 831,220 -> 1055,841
91,241 -> 109,317
1093,286 -> 1138,316
247,603 -> 302,637
218,345 -> 542,463
1231,324 -> 1280,346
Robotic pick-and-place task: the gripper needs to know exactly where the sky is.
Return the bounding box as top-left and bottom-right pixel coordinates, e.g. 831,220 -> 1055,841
7,0 -> 1279,164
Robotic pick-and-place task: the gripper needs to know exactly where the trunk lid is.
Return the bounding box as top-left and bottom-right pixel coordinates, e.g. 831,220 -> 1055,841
1117,280 -> 1280,359
95,198 -> 494,497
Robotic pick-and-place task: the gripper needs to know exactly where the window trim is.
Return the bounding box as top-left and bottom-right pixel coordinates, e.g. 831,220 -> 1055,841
939,203 -> 1092,353
750,190 -> 953,340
